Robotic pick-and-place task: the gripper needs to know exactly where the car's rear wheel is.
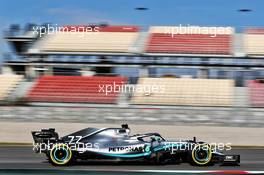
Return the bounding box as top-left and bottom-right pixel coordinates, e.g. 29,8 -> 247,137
49,143 -> 73,166
190,144 -> 212,166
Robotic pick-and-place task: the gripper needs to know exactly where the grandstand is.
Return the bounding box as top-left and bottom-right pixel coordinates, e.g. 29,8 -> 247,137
146,26 -> 233,55
131,78 -> 234,106
2,24 -> 264,108
247,80 -> 264,107
31,25 -> 141,54
0,75 -> 23,101
244,28 -> 264,56
26,75 -> 127,103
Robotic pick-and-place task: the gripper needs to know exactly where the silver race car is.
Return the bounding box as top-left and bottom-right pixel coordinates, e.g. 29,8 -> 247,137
32,124 -> 240,166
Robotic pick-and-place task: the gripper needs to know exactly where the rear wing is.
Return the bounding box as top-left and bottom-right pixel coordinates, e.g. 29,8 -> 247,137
31,128 -> 59,144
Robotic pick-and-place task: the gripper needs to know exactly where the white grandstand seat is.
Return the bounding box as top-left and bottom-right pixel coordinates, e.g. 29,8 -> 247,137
244,28 -> 264,56
131,78 -> 234,106
0,75 -> 23,101
36,26 -> 140,53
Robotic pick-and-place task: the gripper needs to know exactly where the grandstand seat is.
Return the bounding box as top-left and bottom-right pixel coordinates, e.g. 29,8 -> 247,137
131,78 -> 234,106
0,75 -> 23,101
26,76 -> 127,103
146,26 -> 233,55
36,26 -> 140,53
247,80 -> 264,107
244,28 -> 264,56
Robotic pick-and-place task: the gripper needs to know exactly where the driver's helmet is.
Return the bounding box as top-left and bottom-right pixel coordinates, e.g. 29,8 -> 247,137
151,135 -> 162,141
121,124 -> 130,136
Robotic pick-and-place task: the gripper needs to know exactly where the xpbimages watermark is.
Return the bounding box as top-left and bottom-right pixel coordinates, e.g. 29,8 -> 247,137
33,24 -> 100,37
32,136 -> 100,154
153,25 -> 234,38
98,82 -> 165,95
163,141 -> 232,154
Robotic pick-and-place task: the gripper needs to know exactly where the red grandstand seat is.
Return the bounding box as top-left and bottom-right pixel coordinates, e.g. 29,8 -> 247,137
247,80 -> 264,107
26,76 -> 127,104
146,33 -> 232,55
97,26 -> 140,32
245,28 -> 264,34
61,25 -> 140,32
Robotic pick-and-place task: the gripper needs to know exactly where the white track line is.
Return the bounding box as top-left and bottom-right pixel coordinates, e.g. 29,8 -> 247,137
126,170 -> 264,174
5,168 -> 264,174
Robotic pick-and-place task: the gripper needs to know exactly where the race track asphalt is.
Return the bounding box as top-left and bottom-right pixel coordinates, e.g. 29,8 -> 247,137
0,146 -> 263,172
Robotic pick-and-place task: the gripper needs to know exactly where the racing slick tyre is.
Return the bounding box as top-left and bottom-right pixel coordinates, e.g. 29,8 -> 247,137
190,143 -> 212,166
49,143 -> 73,166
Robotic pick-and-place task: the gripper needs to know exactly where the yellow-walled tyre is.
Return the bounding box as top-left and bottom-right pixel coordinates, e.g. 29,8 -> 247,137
49,143 -> 72,166
191,144 -> 212,166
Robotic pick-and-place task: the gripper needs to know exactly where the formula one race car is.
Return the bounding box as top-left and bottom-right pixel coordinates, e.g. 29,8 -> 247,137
32,124 -> 240,166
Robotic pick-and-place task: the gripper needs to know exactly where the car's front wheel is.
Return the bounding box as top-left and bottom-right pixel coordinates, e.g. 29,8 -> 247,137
190,144 -> 212,166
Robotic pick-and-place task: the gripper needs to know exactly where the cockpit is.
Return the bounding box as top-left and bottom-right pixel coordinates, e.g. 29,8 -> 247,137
96,124 -> 131,138
136,134 -> 165,142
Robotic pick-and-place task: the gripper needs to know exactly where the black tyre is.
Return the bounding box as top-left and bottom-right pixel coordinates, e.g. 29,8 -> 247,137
190,144 -> 212,166
49,143 -> 73,166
